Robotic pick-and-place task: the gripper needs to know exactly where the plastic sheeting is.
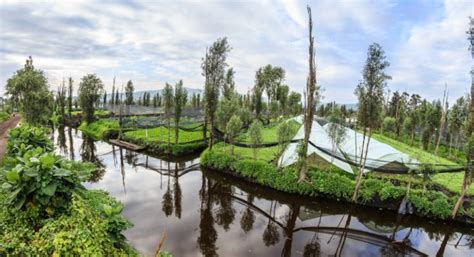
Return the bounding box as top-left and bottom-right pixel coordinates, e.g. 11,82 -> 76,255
278,116 -> 417,174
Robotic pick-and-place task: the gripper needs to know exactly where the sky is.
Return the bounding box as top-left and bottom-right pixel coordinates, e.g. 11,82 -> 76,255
0,0 -> 472,104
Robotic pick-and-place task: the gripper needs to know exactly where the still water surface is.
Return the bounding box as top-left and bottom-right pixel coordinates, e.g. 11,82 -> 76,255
53,126 -> 473,257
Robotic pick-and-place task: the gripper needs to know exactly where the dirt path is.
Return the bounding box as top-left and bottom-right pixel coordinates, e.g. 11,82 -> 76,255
0,115 -> 21,160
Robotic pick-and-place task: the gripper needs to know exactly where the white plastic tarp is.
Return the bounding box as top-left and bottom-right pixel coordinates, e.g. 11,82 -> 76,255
278,116 -> 417,174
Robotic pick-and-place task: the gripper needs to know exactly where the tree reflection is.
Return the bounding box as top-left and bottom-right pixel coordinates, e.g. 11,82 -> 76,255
281,203 -> 301,257
215,183 -> 235,231
303,235 -> 320,257
197,175 -> 219,257
162,170 -> 174,217
57,125 -> 67,155
80,135 -> 105,182
174,163 -> 182,219
240,194 -> 255,233
67,126 -> 74,160
125,149 -> 138,166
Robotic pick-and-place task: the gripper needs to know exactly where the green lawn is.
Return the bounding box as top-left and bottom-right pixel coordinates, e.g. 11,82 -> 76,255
124,124 -> 207,144
372,133 -> 472,196
72,110 -> 112,116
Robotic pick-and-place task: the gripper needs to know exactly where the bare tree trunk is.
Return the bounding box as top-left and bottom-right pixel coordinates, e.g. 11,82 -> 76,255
298,6 -> 317,183
435,84 -> 448,155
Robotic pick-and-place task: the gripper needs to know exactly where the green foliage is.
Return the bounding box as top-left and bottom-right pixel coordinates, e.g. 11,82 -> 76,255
249,120 -> 263,160
78,74 -> 104,124
358,178 -> 406,202
79,119 -> 120,140
7,125 -> 54,157
226,115 -> 242,155
0,190 -> 137,256
174,80 -> 188,144
125,80 -> 134,105
5,57 -> 53,125
408,190 -> 453,219
200,149 -> 237,170
0,149 -> 94,216
382,116 -> 396,133
0,111 -> 9,123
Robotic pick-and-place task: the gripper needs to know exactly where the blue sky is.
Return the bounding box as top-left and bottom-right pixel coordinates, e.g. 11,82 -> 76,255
0,0 -> 472,103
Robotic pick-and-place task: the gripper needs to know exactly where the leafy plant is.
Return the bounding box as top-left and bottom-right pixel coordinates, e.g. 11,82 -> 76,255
0,150 -> 94,216
7,125 -> 54,157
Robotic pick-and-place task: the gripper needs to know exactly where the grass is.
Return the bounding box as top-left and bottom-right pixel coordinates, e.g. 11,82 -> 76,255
372,133 -> 472,196
123,123 -> 207,144
215,120 -> 301,163
79,119 -> 119,140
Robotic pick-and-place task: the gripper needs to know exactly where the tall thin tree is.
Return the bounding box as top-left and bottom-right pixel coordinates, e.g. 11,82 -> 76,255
299,6 -> 319,182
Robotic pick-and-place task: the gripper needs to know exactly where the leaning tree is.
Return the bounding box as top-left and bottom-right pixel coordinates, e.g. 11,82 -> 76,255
352,43 -> 391,202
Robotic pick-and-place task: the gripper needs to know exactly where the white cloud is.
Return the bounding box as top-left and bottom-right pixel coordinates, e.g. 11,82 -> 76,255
390,0 -> 472,102
0,0 -> 469,104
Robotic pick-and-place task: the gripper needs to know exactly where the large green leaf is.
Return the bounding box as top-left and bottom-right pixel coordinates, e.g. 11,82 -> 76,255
41,182 -> 57,196
23,167 -> 39,177
40,154 -> 55,170
53,168 -> 71,177
5,170 -> 20,183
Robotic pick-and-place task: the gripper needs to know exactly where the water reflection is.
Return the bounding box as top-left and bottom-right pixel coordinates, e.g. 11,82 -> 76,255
52,128 -> 474,257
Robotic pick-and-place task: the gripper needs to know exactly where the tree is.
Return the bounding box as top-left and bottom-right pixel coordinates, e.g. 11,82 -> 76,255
448,96 -> 468,151
216,96 -> 239,135
174,80 -> 187,144
253,65 -> 285,118
6,56 -> 52,125
68,77 -> 73,116
435,84 -> 449,155
226,115 -> 242,155
103,90 -> 107,107
288,91 -> 302,115
125,80 -> 134,106
452,16 -> 474,218
78,74 -> 104,124
276,85 -> 289,115
249,120 -> 263,160
223,68 -> 235,99
352,43 -> 391,201
115,88 -> 120,105
163,83 -> 174,148
299,6 -> 320,182
110,78 -> 115,105
202,38 -> 231,149
407,94 -> 421,145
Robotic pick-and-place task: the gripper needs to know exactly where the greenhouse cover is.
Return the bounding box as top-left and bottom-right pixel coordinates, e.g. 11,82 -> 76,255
278,115 -> 418,174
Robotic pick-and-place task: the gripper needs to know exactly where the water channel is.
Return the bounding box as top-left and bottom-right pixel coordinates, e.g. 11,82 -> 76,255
52,126 -> 474,257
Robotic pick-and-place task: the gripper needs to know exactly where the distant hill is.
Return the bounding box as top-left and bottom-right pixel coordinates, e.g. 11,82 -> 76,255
107,87 -> 203,100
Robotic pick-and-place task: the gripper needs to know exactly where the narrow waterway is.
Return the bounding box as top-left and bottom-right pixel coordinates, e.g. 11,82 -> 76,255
53,126 -> 474,257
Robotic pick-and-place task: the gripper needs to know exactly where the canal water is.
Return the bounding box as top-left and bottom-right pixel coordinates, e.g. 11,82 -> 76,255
53,126 -> 474,257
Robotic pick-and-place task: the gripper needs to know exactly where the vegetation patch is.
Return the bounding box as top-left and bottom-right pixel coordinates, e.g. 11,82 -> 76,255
79,119 -> 120,140
0,125 -> 140,256
200,148 -> 473,222
372,133 -> 474,196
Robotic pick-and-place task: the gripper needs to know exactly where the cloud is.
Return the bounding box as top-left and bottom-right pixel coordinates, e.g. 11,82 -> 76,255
0,0 -> 470,104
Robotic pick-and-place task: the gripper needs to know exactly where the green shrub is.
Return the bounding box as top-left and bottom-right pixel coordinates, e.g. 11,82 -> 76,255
7,125 -> 53,157
408,190 -> 452,219
200,150 -> 236,170
0,150 -> 95,216
0,111 -> 9,123
0,190 -> 137,256
308,169 -> 354,200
